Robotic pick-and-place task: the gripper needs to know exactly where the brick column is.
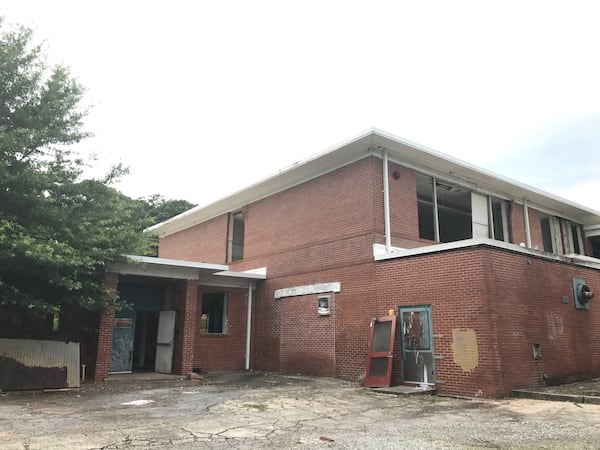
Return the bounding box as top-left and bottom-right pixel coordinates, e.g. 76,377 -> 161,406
174,279 -> 198,375
94,273 -> 118,381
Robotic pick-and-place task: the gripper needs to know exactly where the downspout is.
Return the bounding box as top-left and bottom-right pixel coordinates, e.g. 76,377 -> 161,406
383,152 -> 392,252
245,281 -> 253,370
523,199 -> 532,248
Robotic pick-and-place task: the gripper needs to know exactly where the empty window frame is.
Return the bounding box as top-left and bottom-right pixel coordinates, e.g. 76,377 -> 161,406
416,173 -> 472,243
201,293 -> 227,334
591,237 -> 600,258
489,197 -> 510,242
540,215 -> 584,255
227,211 -> 244,262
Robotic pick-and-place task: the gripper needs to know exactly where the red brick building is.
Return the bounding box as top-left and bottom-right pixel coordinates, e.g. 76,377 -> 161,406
99,129 -> 600,398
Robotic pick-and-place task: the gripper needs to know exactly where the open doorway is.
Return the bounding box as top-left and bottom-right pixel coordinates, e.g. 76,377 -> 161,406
133,311 -> 160,371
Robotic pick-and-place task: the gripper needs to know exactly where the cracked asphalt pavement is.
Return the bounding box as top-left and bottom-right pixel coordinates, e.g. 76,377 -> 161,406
1,371 -> 600,449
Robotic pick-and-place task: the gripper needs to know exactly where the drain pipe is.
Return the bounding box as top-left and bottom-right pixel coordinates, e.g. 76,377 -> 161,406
245,281 -> 253,370
383,152 -> 392,252
523,199 -> 532,248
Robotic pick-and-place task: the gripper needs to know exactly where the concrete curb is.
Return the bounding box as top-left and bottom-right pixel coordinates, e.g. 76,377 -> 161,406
512,390 -> 600,405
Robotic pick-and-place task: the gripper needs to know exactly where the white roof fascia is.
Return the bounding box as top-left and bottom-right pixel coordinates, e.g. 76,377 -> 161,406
374,237 -> 600,270
113,255 -> 265,283
124,255 -> 228,272
149,128 -> 600,237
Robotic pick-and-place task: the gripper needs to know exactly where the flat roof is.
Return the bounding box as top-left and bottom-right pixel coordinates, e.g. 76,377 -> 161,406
111,255 -> 266,284
149,128 -> 600,237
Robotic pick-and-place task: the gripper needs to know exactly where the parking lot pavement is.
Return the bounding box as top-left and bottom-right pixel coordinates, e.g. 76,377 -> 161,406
1,371 -> 600,449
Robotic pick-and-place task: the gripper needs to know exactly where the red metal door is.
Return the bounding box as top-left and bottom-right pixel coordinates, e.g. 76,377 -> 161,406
364,315 -> 397,387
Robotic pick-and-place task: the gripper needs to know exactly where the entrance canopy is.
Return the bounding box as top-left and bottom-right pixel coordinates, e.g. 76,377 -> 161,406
111,255 -> 266,287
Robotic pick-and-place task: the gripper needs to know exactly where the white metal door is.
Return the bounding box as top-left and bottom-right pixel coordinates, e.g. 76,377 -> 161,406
155,311 -> 176,374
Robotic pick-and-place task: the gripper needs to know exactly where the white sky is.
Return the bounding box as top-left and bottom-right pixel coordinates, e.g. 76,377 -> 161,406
4,1 -> 600,212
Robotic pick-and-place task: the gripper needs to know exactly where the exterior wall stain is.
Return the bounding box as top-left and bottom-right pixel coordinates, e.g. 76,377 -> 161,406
451,329 -> 479,372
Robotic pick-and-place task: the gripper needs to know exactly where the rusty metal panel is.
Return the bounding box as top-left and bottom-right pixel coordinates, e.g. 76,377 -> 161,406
0,338 -> 80,390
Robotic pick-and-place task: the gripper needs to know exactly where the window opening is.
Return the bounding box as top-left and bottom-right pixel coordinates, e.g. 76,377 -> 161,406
540,216 -> 554,252
416,173 -> 435,241
436,181 -> 472,242
416,173 -> 472,243
490,198 -> 509,242
201,293 -> 227,334
571,223 -> 582,254
227,211 -> 244,262
591,237 -> 600,258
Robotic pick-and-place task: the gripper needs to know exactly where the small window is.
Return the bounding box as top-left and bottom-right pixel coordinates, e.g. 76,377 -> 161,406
227,211 -> 244,262
201,293 -> 227,334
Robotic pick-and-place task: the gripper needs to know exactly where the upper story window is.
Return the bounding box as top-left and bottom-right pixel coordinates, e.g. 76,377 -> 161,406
416,172 -> 510,244
540,215 -> 584,255
416,173 -> 472,243
227,211 -> 245,262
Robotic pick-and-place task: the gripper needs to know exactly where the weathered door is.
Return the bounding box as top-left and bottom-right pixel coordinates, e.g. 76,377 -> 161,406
400,306 -> 435,384
364,315 -> 397,387
110,310 -> 136,374
155,311 -> 176,374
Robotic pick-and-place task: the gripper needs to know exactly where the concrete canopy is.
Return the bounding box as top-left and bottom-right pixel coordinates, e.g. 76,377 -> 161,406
111,255 -> 265,288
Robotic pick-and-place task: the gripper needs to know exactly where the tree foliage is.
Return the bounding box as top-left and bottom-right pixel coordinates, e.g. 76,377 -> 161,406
0,20 -> 185,315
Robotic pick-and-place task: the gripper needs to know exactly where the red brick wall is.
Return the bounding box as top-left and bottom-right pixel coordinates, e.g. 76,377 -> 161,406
510,202 -> 526,246
278,293 -> 336,376
194,288 -> 248,372
173,280 -> 198,375
484,249 -> 600,394
375,247 -> 600,397
159,215 -> 228,263
94,273 -> 118,381
387,162 -> 422,248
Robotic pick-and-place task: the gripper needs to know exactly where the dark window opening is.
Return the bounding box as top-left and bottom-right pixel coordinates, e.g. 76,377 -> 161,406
571,224 -> 581,254
436,183 -> 472,242
201,293 -> 227,334
540,217 -> 554,252
416,173 -> 435,241
227,212 -> 244,262
592,237 -> 600,258
415,173 -> 472,243
490,198 -> 509,242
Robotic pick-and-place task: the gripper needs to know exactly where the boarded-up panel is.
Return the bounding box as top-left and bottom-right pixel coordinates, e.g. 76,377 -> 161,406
471,192 -> 489,238
0,338 -> 80,390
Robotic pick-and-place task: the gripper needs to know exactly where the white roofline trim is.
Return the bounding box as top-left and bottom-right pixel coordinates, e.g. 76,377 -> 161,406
149,128 -> 600,237
374,238 -> 600,270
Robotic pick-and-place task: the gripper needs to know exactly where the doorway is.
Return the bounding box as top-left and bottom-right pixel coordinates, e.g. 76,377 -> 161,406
399,305 -> 435,385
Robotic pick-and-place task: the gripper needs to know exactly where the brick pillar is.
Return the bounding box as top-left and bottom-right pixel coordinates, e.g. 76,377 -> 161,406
174,279 -> 198,375
94,273 -> 118,381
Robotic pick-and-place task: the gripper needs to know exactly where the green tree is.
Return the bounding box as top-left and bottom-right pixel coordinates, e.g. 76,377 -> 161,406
0,20 -> 150,315
136,195 -> 196,256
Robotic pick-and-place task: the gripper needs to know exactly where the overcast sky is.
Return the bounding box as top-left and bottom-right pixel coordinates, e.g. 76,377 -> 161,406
4,1 -> 600,212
